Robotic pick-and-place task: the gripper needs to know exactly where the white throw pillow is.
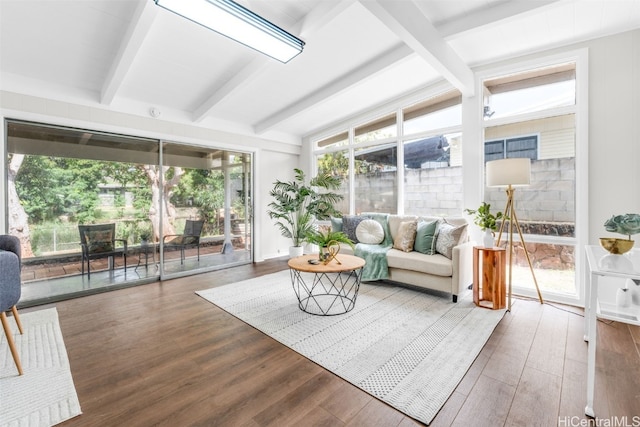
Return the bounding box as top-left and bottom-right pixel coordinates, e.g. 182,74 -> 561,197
355,219 -> 385,245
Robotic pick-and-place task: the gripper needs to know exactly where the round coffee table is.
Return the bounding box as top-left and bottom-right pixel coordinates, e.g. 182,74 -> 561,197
288,254 -> 365,316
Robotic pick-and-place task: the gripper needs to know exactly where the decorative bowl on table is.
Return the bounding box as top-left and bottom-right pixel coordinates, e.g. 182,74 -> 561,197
599,237 -> 634,255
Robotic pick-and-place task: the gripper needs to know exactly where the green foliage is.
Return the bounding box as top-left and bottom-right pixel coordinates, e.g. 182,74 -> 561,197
29,222 -> 79,256
317,151 -> 377,177
267,168 -> 344,247
13,152 -> 251,247
464,202 -> 505,231
305,229 -> 354,249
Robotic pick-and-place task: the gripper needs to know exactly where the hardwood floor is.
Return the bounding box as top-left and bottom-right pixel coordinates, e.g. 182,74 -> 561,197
24,258 -> 639,426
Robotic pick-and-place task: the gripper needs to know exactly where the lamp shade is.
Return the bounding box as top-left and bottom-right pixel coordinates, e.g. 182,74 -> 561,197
486,158 -> 531,187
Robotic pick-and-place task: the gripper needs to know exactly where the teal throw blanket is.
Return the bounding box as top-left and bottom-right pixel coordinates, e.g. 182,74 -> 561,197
354,213 -> 392,281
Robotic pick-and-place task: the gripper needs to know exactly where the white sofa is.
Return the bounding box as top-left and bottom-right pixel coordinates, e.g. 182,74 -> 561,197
337,214 -> 474,302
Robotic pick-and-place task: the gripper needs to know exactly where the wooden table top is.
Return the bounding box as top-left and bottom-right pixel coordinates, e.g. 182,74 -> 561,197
288,254 -> 365,273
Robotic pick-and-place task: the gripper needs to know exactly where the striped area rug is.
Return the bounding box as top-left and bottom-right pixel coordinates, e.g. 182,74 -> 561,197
197,270 -> 505,425
0,308 -> 81,426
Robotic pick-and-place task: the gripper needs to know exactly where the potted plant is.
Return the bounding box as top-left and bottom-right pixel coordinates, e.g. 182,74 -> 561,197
601,213 -> 640,254
465,202 -> 505,248
267,168 -> 344,258
138,224 -> 152,245
305,228 -> 354,263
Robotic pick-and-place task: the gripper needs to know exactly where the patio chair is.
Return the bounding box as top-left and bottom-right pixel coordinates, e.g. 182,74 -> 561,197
79,223 -> 128,279
0,235 -> 24,375
163,219 -> 205,265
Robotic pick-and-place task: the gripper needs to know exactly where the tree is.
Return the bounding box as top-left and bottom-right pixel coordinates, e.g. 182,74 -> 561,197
7,154 -> 34,257
143,165 -> 184,241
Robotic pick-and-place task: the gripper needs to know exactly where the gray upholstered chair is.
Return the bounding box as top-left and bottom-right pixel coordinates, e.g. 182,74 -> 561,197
163,219 -> 205,264
0,235 -> 24,375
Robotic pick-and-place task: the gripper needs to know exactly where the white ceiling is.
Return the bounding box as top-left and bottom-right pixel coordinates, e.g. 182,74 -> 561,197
1,0 -> 639,145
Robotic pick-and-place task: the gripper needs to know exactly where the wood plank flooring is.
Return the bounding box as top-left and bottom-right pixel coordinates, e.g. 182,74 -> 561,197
22,258 -> 639,426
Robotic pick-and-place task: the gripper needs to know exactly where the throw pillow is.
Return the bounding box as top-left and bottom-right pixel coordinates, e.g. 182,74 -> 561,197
85,229 -> 113,253
330,217 -> 343,232
355,219 -> 385,245
393,220 -> 417,252
435,221 -> 468,259
413,220 -> 439,254
342,215 -> 367,243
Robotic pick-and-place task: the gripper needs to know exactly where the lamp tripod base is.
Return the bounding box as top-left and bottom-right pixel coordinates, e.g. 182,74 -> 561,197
496,186 -> 543,310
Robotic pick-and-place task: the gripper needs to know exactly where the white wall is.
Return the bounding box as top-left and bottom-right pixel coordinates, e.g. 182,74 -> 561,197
0,91 -> 301,262
257,149 -> 300,260
587,30 -> 640,242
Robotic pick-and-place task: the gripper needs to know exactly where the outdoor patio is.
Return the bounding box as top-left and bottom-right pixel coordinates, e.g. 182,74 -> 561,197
19,238 -> 251,307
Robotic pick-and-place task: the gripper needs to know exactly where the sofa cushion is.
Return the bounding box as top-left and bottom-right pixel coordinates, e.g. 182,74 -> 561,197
413,220 -> 439,255
393,220 -> 417,252
388,215 -> 418,241
386,248 -> 453,276
435,221 -> 468,259
356,219 -> 385,244
330,217 -> 343,232
342,215 -> 368,243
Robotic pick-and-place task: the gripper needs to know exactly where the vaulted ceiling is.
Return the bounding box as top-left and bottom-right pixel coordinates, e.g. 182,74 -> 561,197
1,0 -> 639,145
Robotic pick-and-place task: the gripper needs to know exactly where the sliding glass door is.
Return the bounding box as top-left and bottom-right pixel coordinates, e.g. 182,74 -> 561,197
5,120 -> 252,304
159,142 -> 252,278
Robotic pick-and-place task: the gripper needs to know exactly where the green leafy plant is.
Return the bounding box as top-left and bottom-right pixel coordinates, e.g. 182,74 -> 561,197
305,229 -> 354,249
464,202 -> 505,231
267,168 -> 344,247
138,224 -> 152,242
604,214 -> 640,240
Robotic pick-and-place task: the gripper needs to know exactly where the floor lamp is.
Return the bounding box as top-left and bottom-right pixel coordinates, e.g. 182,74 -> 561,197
486,158 -> 543,310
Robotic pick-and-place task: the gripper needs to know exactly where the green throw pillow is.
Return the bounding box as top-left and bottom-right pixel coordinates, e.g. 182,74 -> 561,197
413,220 -> 439,255
330,217 -> 343,232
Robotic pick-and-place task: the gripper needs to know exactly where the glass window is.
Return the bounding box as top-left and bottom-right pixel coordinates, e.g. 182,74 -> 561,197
354,113 -> 396,144
354,143 -> 397,213
483,60 -> 578,302
485,135 -> 539,161
483,63 -> 576,120
316,131 -> 348,149
403,91 -> 462,135
403,132 -> 462,216
316,150 -> 349,215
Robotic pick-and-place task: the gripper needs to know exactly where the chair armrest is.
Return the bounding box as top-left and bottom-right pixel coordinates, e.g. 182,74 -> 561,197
451,240 -> 476,297
0,235 -> 21,266
114,238 -> 128,250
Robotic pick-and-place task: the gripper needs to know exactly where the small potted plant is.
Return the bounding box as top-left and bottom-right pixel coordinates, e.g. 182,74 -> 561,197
139,225 -> 152,245
601,213 -> 640,254
465,202 -> 505,248
305,228 -> 354,264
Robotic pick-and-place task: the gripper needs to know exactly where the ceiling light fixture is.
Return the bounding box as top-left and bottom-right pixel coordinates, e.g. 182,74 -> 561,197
154,0 -> 305,63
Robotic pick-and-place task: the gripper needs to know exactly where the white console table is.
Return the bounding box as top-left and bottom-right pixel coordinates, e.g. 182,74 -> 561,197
584,245 -> 640,417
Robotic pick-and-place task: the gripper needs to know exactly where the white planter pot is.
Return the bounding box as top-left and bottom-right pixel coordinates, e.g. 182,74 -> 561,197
483,229 -> 495,248
289,245 -> 304,258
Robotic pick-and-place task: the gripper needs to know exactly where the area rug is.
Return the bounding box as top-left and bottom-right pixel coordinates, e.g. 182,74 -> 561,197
197,270 -> 505,425
0,308 -> 81,426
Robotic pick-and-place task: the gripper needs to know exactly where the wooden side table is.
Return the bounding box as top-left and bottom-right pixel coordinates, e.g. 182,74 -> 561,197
472,246 -> 506,310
